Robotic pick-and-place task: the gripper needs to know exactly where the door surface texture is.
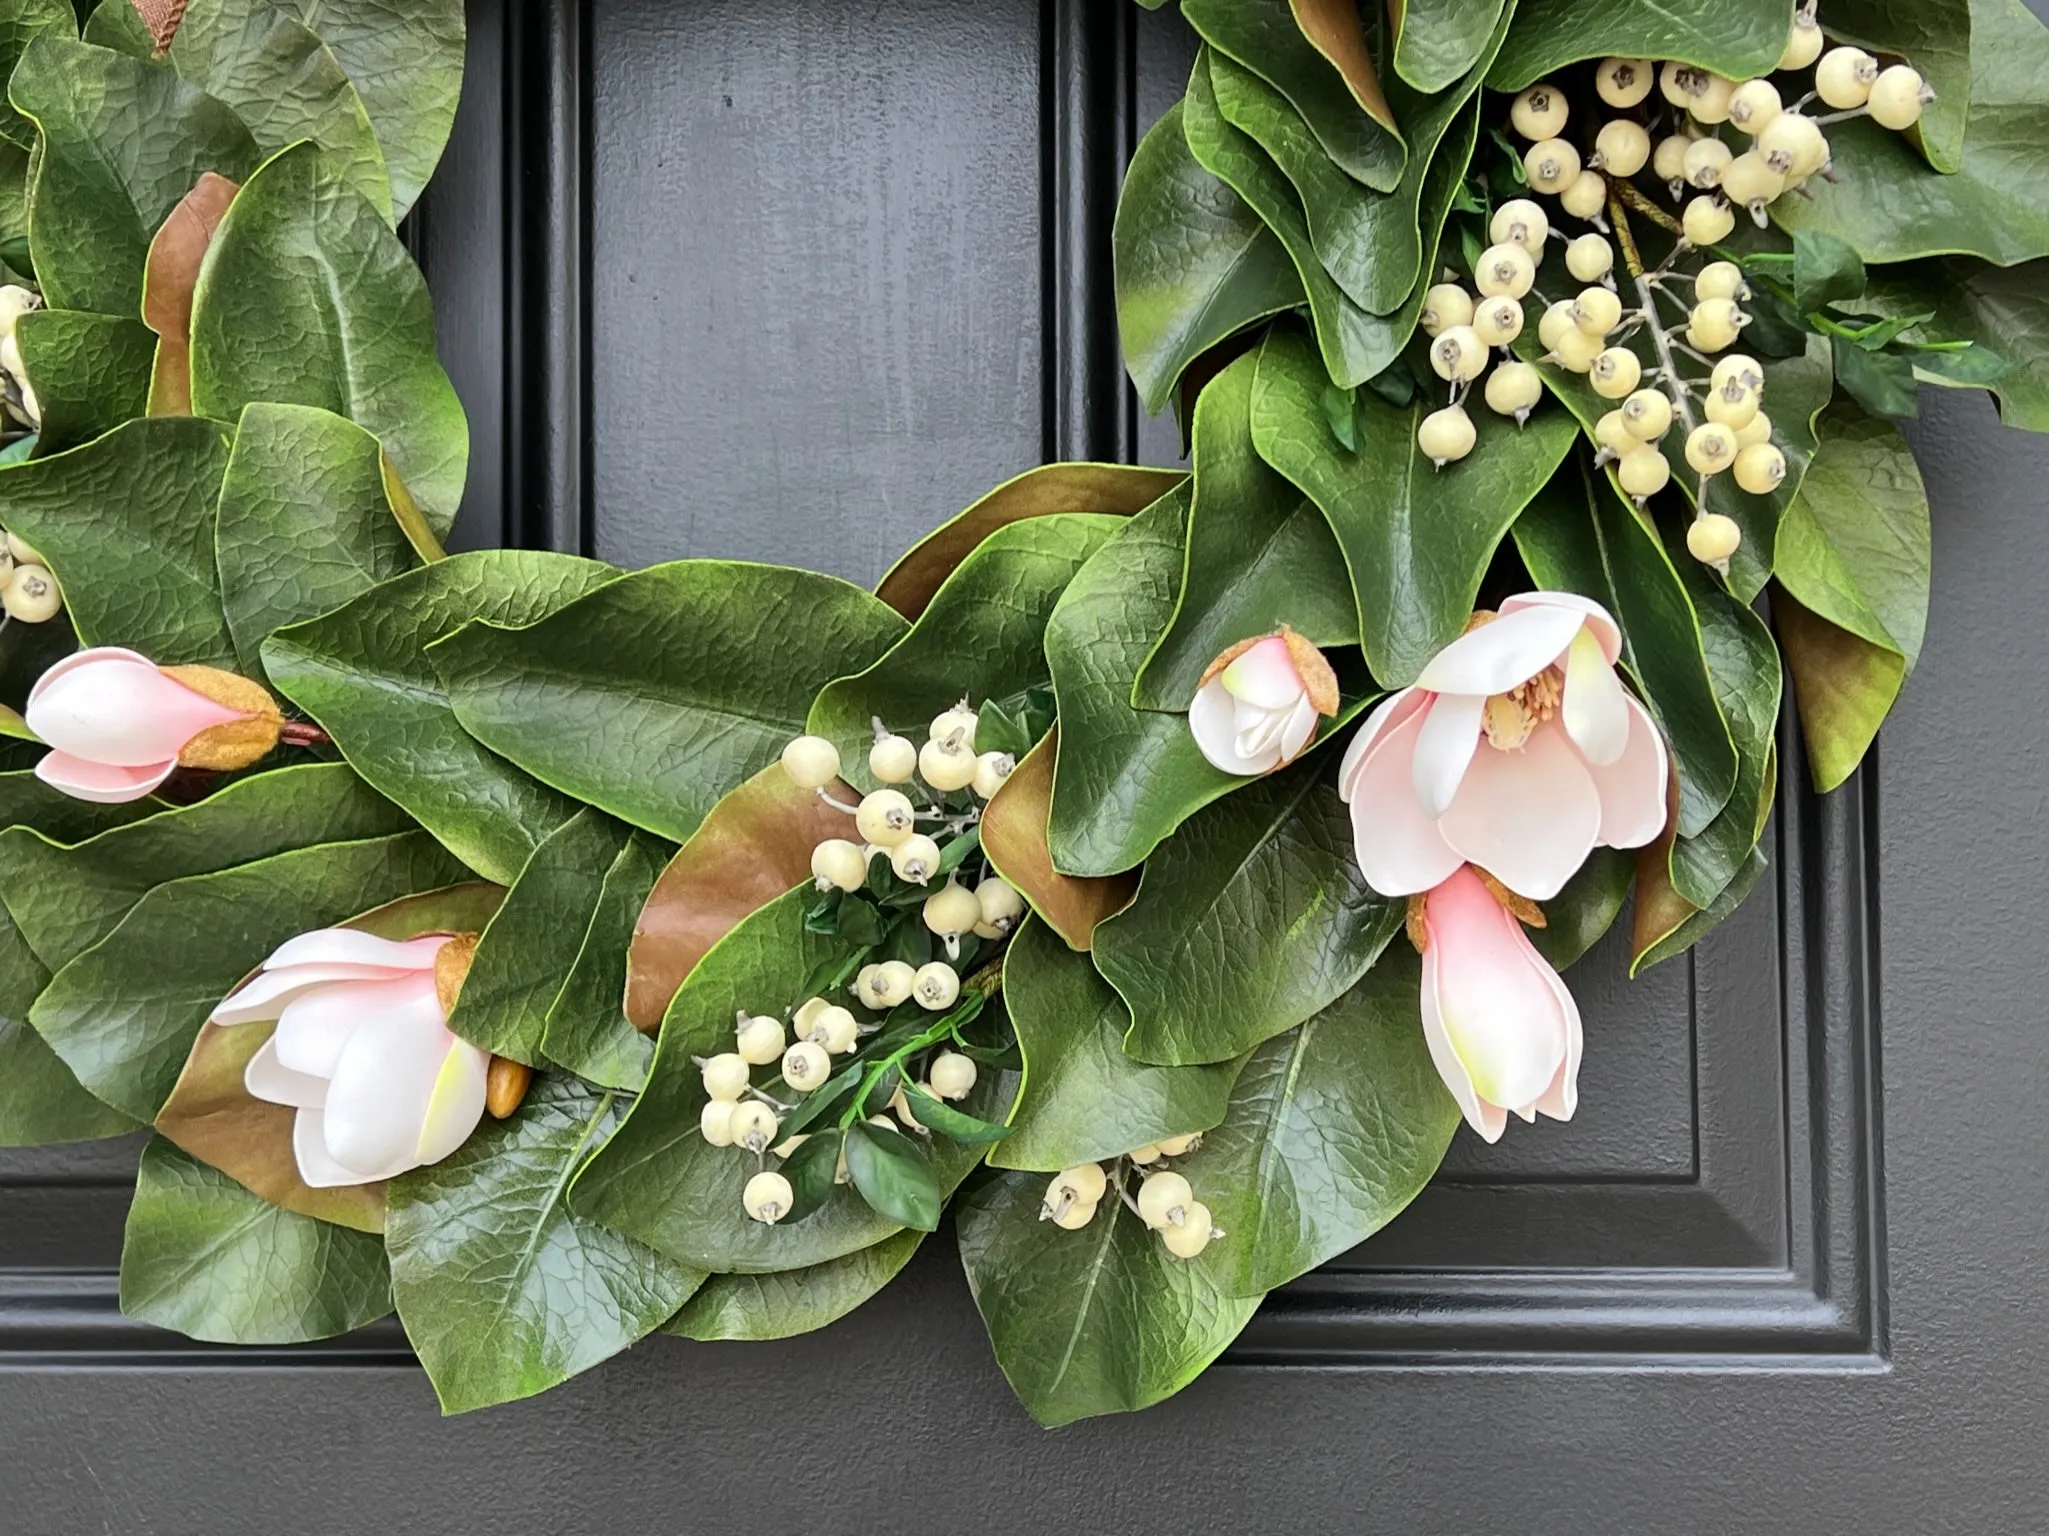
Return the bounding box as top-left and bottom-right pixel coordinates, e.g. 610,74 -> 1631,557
2,4 -> 2044,1533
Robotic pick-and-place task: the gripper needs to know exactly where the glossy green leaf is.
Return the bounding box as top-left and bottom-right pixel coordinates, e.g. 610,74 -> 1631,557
1830,338 -> 1920,421
989,917 -> 1239,1173
31,830 -> 465,1122
121,1136 -> 392,1343
77,0 -> 150,54
1864,257 -> 2049,429
1527,846 -> 1635,972
0,416 -> 234,664
1132,349 -> 1357,710
12,308 -> 153,454
1489,0 -> 1790,89
1793,230 -> 1869,316
0,0 -> 71,148
1250,326 -> 1576,686
189,141 -> 468,534
665,1229 -> 923,1342
215,404 -> 420,681
387,1073 -> 701,1414
844,1120 -> 943,1231
1392,0 -> 1508,91
10,34 -> 259,314
956,1168 -> 1261,1428
540,830 -> 671,1091
1633,841 -> 1769,973
264,551 -> 618,886
810,513 -> 1121,786
1114,100 -> 1303,417
431,561 -> 905,846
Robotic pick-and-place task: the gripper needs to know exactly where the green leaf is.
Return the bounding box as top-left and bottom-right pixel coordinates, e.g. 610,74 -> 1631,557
1633,842 -> 1768,973
10,34 -> 259,314
169,0 -> 393,220
898,1083 -> 1011,1146
1249,325 -> 1577,686
446,807 -> 629,1065
573,888 -> 1015,1274
0,416 -> 234,663
78,0 -> 151,54
1489,0 -> 1790,90
1772,0 -> 2049,265
189,141 -> 467,534
664,1229 -> 923,1342
1132,349 -> 1358,710
1862,258 -> 2049,429
1113,100 -> 1303,417
844,1120 -> 943,1231
430,561 -> 906,846
0,0 -> 72,148
387,1074 -> 701,1414
0,909 -> 133,1145
31,830 -> 465,1121
539,830 -> 671,1091
1772,402 -> 1930,790
955,1168 -> 1261,1427
809,513 -> 1122,786
0,760 -> 409,975
1527,846 -> 1634,972
12,308 -> 154,454
1097,749 -> 1401,1065
1803,0 -> 1973,174
1178,949 -> 1456,1296
989,916 -> 1239,1174
121,1136 -> 392,1344
1391,0 -> 1509,91
1830,337 -> 1920,420
215,403 -> 420,681
264,551 -> 619,885
1793,230 -> 1868,316
1181,0 -> 1404,190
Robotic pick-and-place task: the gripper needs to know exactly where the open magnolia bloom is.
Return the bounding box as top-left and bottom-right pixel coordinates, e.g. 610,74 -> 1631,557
23,647 -> 281,803
1189,627 -> 1339,775
1339,593 -> 1668,901
1416,864 -> 1581,1144
213,929 -> 489,1188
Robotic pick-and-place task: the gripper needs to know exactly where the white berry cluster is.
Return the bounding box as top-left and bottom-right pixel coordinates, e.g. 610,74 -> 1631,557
0,529 -> 58,625
0,284 -> 40,436
1040,1136 -> 1221,1260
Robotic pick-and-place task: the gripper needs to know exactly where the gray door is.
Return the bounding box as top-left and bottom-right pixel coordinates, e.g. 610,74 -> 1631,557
4,3 -> 2043,1530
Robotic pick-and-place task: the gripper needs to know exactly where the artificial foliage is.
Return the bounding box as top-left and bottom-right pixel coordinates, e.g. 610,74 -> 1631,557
0,0 -> 2036,1428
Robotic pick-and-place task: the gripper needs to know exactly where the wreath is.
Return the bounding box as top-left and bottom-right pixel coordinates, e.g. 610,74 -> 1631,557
0,0 -> 2034,1428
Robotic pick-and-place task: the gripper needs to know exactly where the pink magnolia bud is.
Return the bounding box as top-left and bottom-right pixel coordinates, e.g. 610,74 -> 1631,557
1188,626 -> 1340,776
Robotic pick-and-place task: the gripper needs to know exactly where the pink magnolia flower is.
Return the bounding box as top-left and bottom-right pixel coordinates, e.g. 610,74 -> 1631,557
213,929 -> 490,1188
1189,626 -> 1339,775
1339,593 -> 1668,901
23,647 -> 280,803
1417,864 -> 1581,1143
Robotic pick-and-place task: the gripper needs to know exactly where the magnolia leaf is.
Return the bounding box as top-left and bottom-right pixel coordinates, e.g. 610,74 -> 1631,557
12,309 -> 154,454
430,561 -> 906,846
216,404 -> 421,681
121,1136 -> 393,1344
665,1228 -> 923,1342
1390,0 -> 1510,92
0,416 -> 235,664
9,34 -> 259,315
154,881 -> 502,1236
1096,749 -> 1401,1066
141,170 -> 239,416
189,142 -> 467,534
79,0 -> 153,53
1527,846 -> 1635,972
1633,840 -> 1769,973
387,1073 -> 702,1415
1863,259 -> 2049,431
625,765 -> 854,1032
1773,403 -> 1931,790
874,463 -> 1184,619
1178,949 -> 1457,1297
0,0 -> 72,149
32,830 -> 466,1122
988,916 -> 1239,1174
811,513 -> 1122,787
540,830 -> 672,1091
1489,0 -> 1790,90
264,551 -> 619,886
1251,326 -> 1576,687
1113,100 -> 1303,417
955,1168 -> 1260,1428
980,729 -> 1138,951
1133,350 -> 1357,710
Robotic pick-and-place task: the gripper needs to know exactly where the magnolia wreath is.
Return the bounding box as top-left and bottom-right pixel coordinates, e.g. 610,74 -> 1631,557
0,0 -> 2034,1427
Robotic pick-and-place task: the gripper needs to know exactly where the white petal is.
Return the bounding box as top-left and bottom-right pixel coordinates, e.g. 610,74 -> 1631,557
1410,691 -> 1484,819
1338,689 -> 1426,800
1532,968 -> 1585,1122
1588,695 -> 1671,850
1560,626 -> 1630,767
294,1109 -> 411,1188
33,751 -> 174,804
212,961 -> 428,1027
1218,635 -> 1302,710
1420,937 -> 1509,1144
1423,867 -> 1570,1113
1190,678 -> 1280,776
26,646 -> 158,707
1499,591 -> 1621,665
23,655 -> 240,766
1345,705 -> 1464,897
1276,694 -> 1319,762
1413,605 -> 1584,697
262,929 -> 447,973
244,1037 -> 329,1110
272,972 -> 445,1080
412,1040 -> 490,1166
317,1009 -> 464,1177
1438,720 -> 1602,901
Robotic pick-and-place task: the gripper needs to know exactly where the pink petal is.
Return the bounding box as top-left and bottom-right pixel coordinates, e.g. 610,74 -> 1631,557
1218,635 -> 1302,709
1437,720 -> 1601,901
262,929 -> 449,973
212,961 -> 427,1027
1559,626 -> 1629,767
272,971 -> 446,1080
1410,691 -> 1483,819
25,646 -> 157,706
294,1108 -> 411,1188
1338,688 -> 1428,800
1190,678 -> 1278,776
33,751 -> 173,804
1277,694 -> 1319,762
413,1040 -> 490,1166
1412,605 -> 1584,698
1422,867 -> 1570,1114
1533,973 -> 1584,1122
24,654 -> 241,767
1588,695 -> 1671,850
1420,938 -> 1509,1143
244,1036 -> 329,1110
1346,704 -> 1463,897
319,1009 -> 469,1178
1499,592 -> 1621,665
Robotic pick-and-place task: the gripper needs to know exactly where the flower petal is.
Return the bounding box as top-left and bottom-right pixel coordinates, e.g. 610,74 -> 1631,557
244,1036 -> 329,1110
1499,591 -> 1621,665
1190,678 -> 1280,776
1338,688 -> 1427,800
1438,721 -> 1601,901
1420,934 -> 1509,1143
1533,966 -> 1585,1122
272,971 -> 445,1080
1410,691 -> 1483,819
315,1007 -> 465,1178
25,646 -> 157,706
1277,694 -> 1319,762
413,1039 -> 489,1166
212,961 -> 427,1027
262,929 -> 448,973
1422,867 -> 1569,1113
1560,626 -> 1629,767
1346,705 -> 1464,896
1218,635 -> 1302,710
293,1108 -> 410,1188
33,751 -> 174,804
23,654 -> 241,766
1588,695 -> 1671,850
1412,605 -> 1584,698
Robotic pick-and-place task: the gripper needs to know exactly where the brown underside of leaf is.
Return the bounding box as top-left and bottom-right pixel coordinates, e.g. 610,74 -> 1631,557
1771,585 -> 1902,793
1629,764 -> 1694,965
129,0 -> 190,55
142,172 -> 239,416
980,727 -> 1138,951
873,464 -> 1186,620
624,765 -> 857,1032
1290,0 -> 1397,132
164,664 -> 281,771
